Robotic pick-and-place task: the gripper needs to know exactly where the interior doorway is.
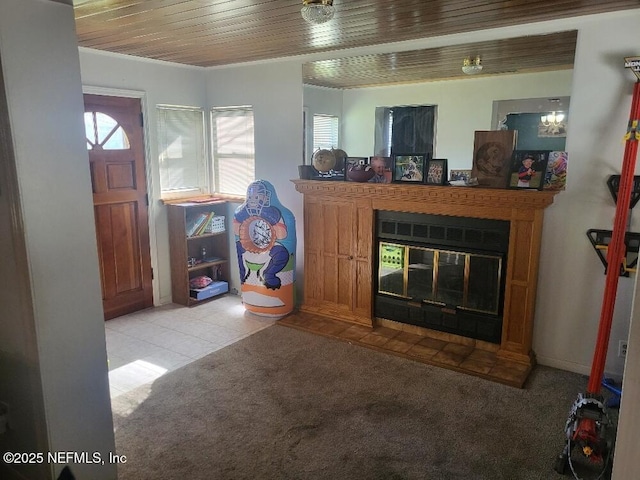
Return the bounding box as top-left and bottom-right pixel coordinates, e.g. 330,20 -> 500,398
83,94 -> 153,320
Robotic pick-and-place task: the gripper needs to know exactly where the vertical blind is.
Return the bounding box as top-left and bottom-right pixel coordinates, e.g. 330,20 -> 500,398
211,106 -> 255,196
157,105 -> 206,198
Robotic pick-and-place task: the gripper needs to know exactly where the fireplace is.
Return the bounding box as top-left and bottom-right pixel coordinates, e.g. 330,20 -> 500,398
292,179 -> 558,377
375,211 -> 510,343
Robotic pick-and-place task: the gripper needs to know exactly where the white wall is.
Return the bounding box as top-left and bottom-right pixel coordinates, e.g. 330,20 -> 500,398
78,49 -> 207,305
77,57 -> 305,297
0,31 -> 49,480
341,70 -> 573,169
1,3 -> 638,479
535,12 -> 640,377
205,62 -> 304,295
613,240 -> 640,479
311,11 -> 640,379
303,85 -> 344,161
0,1 -> 116,479
77,9 -> 640,378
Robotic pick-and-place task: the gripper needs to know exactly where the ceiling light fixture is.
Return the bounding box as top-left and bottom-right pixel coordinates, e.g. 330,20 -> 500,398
462,56 -> 483,75
301,0 -> 335,25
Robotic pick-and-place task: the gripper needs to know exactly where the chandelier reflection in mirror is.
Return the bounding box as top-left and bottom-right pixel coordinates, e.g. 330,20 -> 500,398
539,111 -> 567,137
301,0 -> 335,25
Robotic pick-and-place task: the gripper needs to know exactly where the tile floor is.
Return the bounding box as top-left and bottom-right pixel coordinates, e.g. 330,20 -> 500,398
105,294 -> 276,399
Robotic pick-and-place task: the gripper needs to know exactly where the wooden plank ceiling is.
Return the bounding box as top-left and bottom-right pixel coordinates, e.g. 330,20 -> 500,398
304,31 -> 577,88
73,0 -> 638,88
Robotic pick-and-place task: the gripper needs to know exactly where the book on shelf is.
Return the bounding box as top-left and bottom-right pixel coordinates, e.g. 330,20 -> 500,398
185,212 -> 209,237
193,212 -> 214,236
186,211 -> 224,237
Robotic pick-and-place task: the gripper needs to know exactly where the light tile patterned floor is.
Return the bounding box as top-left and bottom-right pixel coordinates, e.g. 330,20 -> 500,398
105,294 -> 276,399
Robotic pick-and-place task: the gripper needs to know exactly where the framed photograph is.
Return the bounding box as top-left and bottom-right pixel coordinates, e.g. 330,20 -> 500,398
368,156 -> 393,184
450,169 -> 472,183
471,130 -> 517,189
426,159 -> 448,185
508,150 -> 550,190
393,154 -> 426,183
345,157 -> 372,182
543,151 -> 568,191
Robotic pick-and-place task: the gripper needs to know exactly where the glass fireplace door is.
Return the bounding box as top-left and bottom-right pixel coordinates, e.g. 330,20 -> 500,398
378,242 -> 502,315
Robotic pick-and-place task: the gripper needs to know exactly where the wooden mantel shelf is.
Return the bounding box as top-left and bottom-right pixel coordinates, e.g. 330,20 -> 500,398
292,179 -> 561,385
292,179 -> 558,221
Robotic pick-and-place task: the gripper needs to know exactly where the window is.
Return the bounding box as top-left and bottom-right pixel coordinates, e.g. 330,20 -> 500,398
157,105 -> 206,199
312,114 -> 339,151
210,105 -> 255,196
84,112 -> 130,150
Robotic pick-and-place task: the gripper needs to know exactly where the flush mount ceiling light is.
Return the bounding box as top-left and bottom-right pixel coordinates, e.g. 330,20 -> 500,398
462,56 -> 483,75
301,0 -> 335,25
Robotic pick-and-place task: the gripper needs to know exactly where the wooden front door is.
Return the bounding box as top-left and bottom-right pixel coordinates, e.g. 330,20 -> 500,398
84,94 -> 153,320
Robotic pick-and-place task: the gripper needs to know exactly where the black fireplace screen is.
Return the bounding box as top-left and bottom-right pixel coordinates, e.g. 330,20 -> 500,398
378,242 -> 502,315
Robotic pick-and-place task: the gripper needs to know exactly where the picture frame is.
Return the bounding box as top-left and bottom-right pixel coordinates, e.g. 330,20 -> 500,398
508,150 -> 550,190
471,130 -> 517,189
426,159 -> 448,185
392,154 -> 426,183
449,169 -> 472,183
543,151 -> 568,191
345,157 -> 371,182
368,156 -> 393,184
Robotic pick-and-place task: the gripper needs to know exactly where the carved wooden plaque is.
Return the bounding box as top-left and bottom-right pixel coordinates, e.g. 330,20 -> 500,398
471,130 -> 517,188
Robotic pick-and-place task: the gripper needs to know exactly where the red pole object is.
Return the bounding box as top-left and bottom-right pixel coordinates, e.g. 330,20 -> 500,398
587,81 -> 640,394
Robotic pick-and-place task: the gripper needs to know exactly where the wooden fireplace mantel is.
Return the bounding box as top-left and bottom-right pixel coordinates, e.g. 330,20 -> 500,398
292,179 -> 559,367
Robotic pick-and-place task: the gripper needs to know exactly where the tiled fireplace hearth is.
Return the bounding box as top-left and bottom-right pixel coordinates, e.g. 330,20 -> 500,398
286,180 -> 558,387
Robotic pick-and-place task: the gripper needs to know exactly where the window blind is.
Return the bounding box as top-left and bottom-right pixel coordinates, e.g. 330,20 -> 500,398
312,114 -> 339,151
211,106 -> 255,196
157,105 -> 206,198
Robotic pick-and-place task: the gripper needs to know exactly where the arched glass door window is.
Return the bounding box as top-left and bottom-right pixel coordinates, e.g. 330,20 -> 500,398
84,112 -> 130,150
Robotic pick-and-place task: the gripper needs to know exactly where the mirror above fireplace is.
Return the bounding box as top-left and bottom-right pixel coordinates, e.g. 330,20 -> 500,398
303,31 -> 577,169
303,31 -> 577,89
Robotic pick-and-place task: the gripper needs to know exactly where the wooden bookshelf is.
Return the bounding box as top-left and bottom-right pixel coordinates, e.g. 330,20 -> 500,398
166,200 -> 230,306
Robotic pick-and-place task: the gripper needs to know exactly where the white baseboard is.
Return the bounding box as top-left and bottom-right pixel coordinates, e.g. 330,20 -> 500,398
536,355 -> 623,382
